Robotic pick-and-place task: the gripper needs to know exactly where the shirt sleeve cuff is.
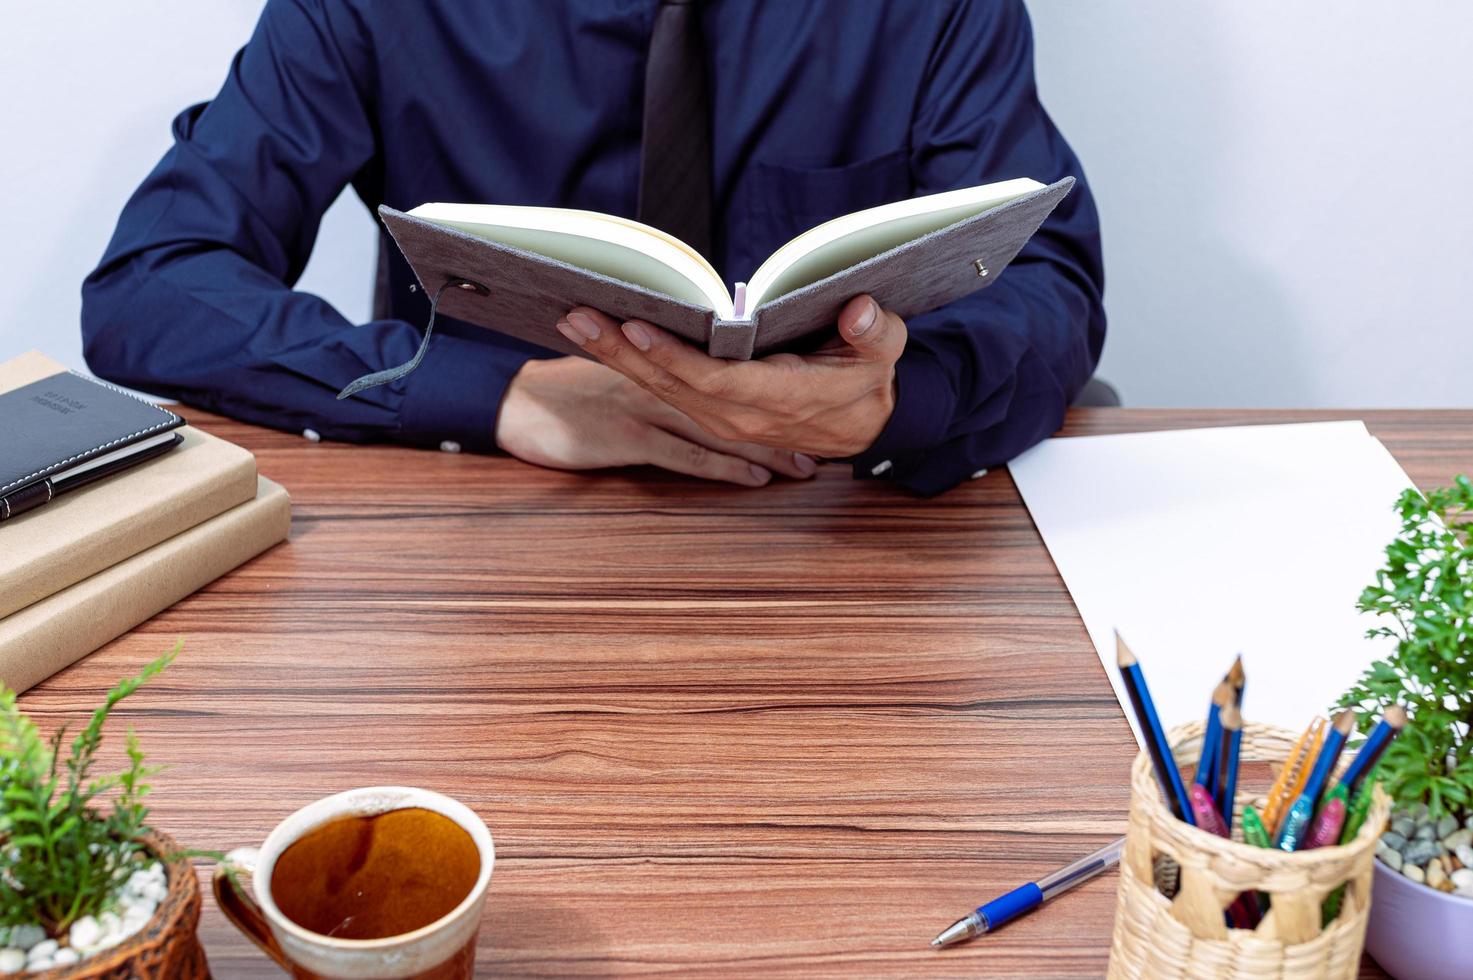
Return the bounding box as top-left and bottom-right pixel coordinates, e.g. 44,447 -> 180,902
396,334 -> 531,454
846,346 -> 956,479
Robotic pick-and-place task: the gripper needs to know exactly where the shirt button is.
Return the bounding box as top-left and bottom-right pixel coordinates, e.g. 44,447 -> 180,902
439,440 -> 462,454
870,459 -> 893,476
302,429 -> 321,442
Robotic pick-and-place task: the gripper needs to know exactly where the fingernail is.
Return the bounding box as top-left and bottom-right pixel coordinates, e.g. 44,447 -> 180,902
554,320 -> 586,346
567,312 -> 601,341
851,300 -> 878,336
793,452 -> 817,476
748,464 -> 772,485
621,321 -> 651,351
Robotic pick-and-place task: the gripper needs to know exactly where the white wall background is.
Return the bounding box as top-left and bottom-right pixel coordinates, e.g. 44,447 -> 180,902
1029,1 -> 1473,406
0,1 -> 376,380
1,2 -> 1469,408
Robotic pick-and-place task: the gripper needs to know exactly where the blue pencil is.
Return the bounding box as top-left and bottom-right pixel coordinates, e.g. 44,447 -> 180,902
1227,654 -> 1245,707
1337,706 -> 1406,798
1276,710 -> 1356,850
1194,681 -> 1232,795
1115,633 -> 1195,825
1216,705 -> 1243,833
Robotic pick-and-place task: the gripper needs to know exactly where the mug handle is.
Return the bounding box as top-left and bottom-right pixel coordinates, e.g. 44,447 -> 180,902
213,847 -> 292,972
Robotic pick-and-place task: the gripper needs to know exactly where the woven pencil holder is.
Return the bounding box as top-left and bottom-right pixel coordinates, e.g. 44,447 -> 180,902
1107,721 -> 1391,980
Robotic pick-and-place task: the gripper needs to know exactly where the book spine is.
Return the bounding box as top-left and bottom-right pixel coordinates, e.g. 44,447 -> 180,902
0,478 -> 290,694
708,318 -> 758,360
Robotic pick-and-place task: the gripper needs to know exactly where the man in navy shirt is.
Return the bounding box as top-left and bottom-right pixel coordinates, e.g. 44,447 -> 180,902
83,0 -> 1104,496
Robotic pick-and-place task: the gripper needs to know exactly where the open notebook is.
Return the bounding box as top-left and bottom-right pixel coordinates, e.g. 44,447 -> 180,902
377,177 -> 1073,361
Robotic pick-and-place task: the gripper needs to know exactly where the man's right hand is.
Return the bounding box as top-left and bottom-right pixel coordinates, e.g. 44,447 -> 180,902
494,357 -> 817,486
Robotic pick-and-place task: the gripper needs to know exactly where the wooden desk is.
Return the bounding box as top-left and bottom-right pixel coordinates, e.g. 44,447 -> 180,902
22,409 -> 1465,977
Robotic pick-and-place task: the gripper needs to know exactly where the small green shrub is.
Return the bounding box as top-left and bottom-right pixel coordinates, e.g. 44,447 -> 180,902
1339,477 -> 1473,818
0,643 -> 178,934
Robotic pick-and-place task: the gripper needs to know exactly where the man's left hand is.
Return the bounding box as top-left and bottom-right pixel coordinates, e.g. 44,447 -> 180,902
553,294 -> 904,459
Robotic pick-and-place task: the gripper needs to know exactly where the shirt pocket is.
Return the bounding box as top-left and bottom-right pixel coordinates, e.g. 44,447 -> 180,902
732,148 -> 911,282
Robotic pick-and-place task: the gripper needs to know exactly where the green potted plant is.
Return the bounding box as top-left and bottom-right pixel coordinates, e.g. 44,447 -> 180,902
1337,476 -> 1473,980
0,644 -> 208,977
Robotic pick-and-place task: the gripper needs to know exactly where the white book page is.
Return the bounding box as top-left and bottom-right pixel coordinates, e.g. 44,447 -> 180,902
51,431 -> 178,485
410,203 -> 731,314
1008,421 -> 1413,746
745,178 -> 1043,309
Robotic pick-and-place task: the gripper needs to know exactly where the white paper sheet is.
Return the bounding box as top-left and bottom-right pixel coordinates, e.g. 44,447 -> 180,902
1008,421 -> 1416,746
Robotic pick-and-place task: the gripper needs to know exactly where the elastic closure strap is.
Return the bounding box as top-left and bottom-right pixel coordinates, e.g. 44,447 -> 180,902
337,278 -> 485,400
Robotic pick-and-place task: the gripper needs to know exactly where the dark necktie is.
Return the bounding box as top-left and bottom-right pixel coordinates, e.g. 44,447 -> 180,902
637,0 -> 713,258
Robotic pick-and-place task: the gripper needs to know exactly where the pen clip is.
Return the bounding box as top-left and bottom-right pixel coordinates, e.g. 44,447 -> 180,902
0,479 -> 52,521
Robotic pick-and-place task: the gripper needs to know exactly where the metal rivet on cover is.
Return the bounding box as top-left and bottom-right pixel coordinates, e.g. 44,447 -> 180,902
973,260 -> 989,277
453,278 -> 489,295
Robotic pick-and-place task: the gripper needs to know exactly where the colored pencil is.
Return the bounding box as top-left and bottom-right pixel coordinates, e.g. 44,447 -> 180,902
1227,654 -> 1245,706
1194,681 -> 1232,795
1322,782 -> 1376,925
1276,710 -> 1356,851
1241,805 -> 1272,849
1337,705 -> 1407,798
1188,783 -> 1230,837
1340,781 -> 1376,845
1183,782 -> 1261,927
1228,892 -> 1263,930
1262,717 -> 1325,834
1305,784 -> 1349,848
1234,805 -> 1273,926
1275,721 -> 1327,828
1216,705 -> 1243,832
1116,633 -> 1195,825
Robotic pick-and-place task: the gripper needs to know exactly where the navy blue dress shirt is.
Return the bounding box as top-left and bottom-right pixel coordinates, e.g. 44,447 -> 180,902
82,0 -> 1104,496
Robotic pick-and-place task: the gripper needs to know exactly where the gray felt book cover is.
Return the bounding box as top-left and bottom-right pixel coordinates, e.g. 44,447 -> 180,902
378,177 -> 1073,361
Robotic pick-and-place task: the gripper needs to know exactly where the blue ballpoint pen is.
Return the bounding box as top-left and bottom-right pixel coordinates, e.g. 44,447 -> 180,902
931,838 -> 1125,947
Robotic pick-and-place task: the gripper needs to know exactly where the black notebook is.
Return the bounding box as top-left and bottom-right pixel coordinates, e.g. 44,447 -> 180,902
0,372 -> 183,522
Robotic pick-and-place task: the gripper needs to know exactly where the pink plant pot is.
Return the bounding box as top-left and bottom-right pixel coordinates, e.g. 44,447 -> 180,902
1365,858 -> 1473,980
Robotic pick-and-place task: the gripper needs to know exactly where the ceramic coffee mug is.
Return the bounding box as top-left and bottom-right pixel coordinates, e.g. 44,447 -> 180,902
213,786 -> 494,979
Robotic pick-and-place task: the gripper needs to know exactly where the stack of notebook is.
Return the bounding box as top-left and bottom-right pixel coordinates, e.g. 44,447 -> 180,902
0,351 -> 291,693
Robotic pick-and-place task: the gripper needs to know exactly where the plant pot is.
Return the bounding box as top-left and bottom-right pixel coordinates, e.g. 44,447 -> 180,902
1365,858 -> 1473,980
28,830 -> 209,979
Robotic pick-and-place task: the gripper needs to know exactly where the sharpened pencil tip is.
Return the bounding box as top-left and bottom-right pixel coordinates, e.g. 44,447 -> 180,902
1332,709 -> 1357,735
1115,631 -> 1137,668
1227,655 -> 1245,688
1385,705 -> 1408,728
1211,680 -> 1233,707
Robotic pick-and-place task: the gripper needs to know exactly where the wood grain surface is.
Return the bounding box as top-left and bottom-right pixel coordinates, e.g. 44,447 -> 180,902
20,408 -> 1467,977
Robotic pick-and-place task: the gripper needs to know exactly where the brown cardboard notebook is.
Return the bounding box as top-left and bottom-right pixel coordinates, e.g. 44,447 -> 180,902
378,177 -> 1073,362
0,352 -> 258,618
0,476 -> 291,694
